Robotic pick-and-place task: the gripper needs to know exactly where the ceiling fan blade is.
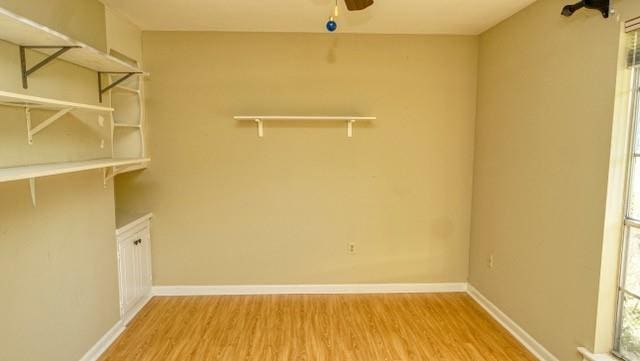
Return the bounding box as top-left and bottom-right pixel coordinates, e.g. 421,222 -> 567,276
344,0 -> 374,11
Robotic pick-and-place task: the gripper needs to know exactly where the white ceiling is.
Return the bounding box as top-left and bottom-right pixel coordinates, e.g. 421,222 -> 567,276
100,0 -> 537,35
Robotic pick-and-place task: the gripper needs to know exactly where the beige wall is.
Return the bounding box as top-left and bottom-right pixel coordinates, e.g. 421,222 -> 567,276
115,32 -> 479,285
469,0 -> 640,360
0,0 -> 107,51
105,6 -> 142,62
0,1 -> 128,360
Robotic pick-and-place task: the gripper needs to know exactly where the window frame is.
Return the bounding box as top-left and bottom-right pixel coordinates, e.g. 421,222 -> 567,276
614,50 -> 640,361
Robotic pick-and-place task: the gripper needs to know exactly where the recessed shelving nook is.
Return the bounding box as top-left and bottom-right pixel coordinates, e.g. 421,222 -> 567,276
0,6 -> 150,207
234,116 -> 376,138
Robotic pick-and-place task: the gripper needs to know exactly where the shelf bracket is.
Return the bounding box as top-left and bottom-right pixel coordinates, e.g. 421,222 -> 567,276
98,72 -> 139,103
347,119 -> 356,138
20,46 -> 79,89
103,167 -> 115,188
255,118 -> 263,137
24,106 -> 74,145
28,178 -> 36,207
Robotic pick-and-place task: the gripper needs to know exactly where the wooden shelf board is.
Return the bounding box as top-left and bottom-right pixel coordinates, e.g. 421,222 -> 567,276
0,90 -> 113,112
0,7 -> 143,73
0,157 -> 151,183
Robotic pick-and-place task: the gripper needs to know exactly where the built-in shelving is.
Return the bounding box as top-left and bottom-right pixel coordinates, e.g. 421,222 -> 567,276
234,115 -> 376,138
0,8 -> 152,207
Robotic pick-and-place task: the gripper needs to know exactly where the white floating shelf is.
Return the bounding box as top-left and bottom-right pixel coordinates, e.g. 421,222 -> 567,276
0,157 -> 150,183
234,115 -> 376,138
0,7 -> 142,74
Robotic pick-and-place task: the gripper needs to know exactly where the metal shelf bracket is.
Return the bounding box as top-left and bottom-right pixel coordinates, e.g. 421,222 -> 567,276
98,72 -> 140,102
20,45 -> 79,89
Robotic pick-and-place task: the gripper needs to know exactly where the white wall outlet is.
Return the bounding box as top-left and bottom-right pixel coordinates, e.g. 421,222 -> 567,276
488,254 -> 495,268
348,242 -> 356,255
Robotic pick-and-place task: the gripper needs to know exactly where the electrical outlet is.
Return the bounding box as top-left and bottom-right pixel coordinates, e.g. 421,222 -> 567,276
348,242 -> 356,255
488,254 -> 494,269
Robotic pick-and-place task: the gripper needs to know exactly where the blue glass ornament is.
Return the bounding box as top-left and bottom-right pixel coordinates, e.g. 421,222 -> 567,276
326,19 -> 337,32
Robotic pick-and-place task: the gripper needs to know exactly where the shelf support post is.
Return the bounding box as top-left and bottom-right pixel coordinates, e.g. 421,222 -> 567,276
98,72 -> 139,103
19,46 -> 79,89
347,119 -> 355,138
255,118 -> 263,137
28,178 -> 36,207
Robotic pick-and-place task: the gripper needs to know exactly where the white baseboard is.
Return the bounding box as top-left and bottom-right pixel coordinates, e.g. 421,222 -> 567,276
152,282 -> 468,296
122,291 -> 153,325
467,284 -> 559,361
78,320 -> 125,361
80,291 -> 152,361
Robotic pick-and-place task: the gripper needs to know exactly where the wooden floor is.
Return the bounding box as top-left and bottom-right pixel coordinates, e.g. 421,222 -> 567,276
99,293 -> 536,361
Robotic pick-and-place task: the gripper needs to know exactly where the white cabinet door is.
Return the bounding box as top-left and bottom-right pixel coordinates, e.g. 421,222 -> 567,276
117,226 -> 151,318
138,228 -> 152,296
118,232 -> 142,313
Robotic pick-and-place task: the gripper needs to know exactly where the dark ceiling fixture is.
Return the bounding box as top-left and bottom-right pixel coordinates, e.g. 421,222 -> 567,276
561,0 -> 610,18
344,0 -> 374,11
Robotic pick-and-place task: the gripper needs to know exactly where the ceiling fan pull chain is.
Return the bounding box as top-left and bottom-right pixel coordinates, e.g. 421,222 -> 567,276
326,0 -> 339,32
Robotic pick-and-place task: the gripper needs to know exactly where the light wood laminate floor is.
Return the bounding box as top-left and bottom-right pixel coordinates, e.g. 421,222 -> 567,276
99,293 -> 536,361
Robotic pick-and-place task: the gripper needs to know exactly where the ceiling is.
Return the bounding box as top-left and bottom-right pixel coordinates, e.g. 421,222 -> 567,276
100,0 -> 537,35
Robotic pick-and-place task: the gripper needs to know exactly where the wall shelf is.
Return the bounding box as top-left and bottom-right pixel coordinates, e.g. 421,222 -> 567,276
234,116 -> 376,138
0,157 -> 150,206
0,7 -> 145,97
0,90 -> 113,111
0,90 -> 113,144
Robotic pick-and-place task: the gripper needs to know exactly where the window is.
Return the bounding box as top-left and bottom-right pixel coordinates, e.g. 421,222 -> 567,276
615,26 -> 640,361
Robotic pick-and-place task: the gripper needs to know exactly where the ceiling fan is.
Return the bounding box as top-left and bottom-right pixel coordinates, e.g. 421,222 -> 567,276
326,0 -> 374,32
344,0 -> 374,11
